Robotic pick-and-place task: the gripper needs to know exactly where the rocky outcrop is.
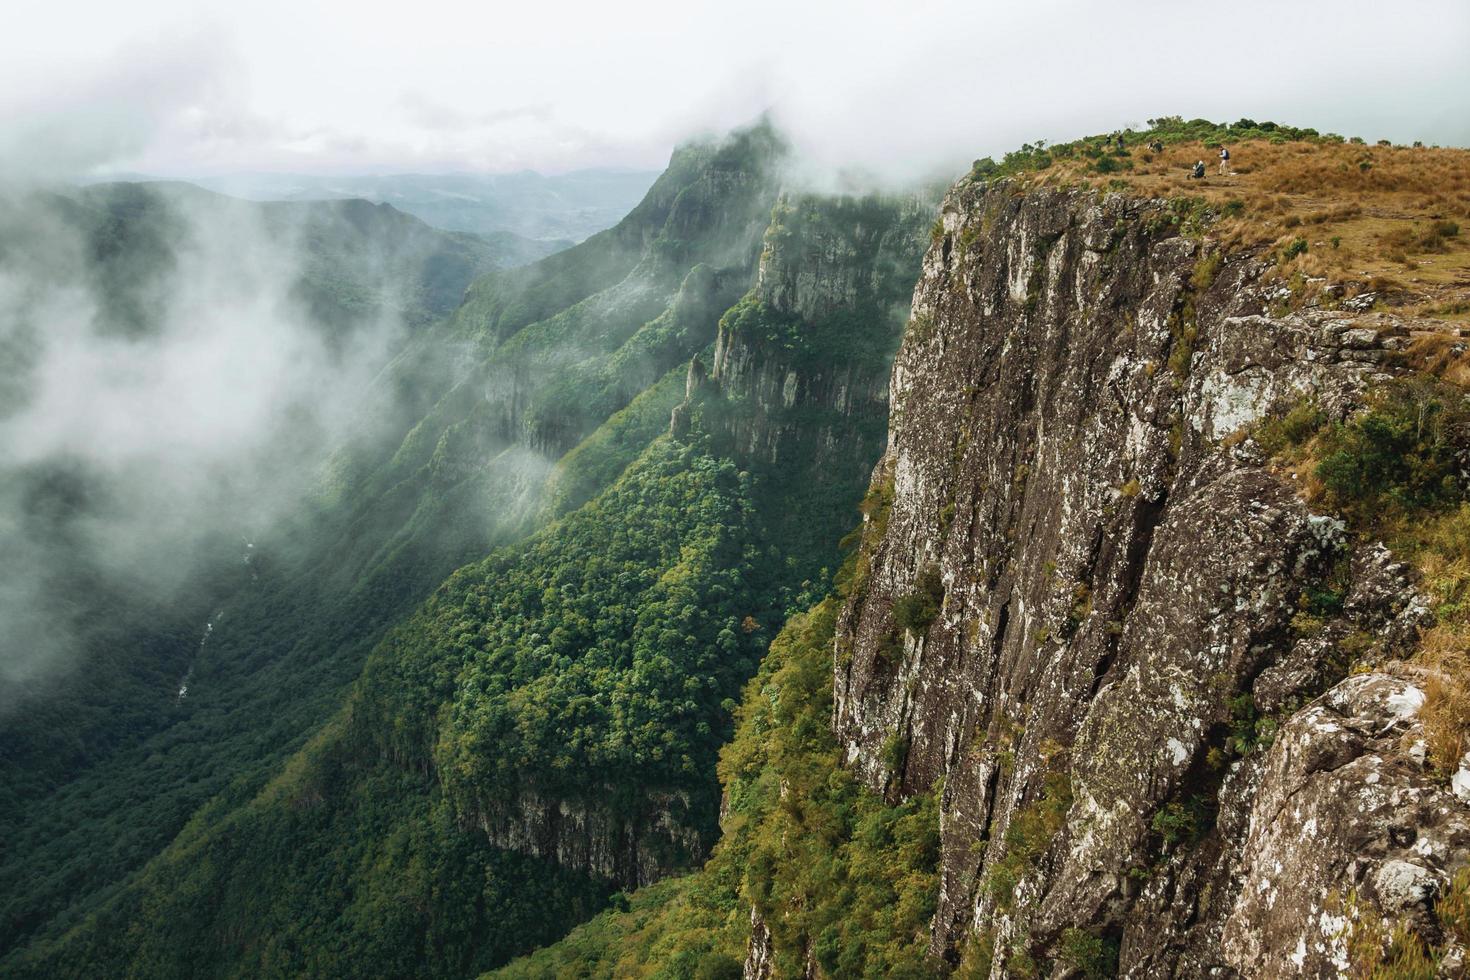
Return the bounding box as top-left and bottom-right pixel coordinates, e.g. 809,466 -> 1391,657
1220,667 -> 1470,976
826,178 -> 1465,975
676,191 -> 933,472
472,788 -> 706,888
745,908 -> 775,980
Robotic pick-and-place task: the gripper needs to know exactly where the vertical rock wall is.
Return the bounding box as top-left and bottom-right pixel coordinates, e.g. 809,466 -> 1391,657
828,179 -> 1468,975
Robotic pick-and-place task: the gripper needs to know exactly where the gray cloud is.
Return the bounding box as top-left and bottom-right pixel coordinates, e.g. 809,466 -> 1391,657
6,0 -> 1466,181
0,27 -> 244,181
0,185 -> 406,698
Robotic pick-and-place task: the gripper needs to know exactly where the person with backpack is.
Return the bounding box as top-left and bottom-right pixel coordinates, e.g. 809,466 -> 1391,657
1190,160 -> 1207,180
1219,146 -> 1231,173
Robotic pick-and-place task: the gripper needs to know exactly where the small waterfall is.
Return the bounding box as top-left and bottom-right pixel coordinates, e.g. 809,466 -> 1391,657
177,610 -> 222,701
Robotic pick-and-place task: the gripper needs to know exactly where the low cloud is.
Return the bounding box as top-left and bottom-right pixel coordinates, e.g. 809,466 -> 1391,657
0,184 -> 405,701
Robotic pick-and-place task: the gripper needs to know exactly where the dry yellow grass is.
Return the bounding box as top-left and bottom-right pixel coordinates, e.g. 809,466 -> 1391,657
1398,333 -> 1470,387
1029,139 -> 1470,327
1420,628 -> 1470,775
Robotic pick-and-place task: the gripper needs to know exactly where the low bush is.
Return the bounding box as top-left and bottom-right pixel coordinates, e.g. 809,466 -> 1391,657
893,563 -> 945,637
1059,928 -> 1120,979
1315,378 -> 1470,518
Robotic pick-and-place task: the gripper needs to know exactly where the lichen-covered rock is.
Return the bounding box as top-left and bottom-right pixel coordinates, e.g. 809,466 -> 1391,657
828,178 -> 1457,974
1222,669 -> 1470,977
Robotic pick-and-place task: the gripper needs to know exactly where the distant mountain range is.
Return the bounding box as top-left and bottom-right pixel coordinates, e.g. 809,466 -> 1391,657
142,169 -> 660,243
30,180 -> 551,332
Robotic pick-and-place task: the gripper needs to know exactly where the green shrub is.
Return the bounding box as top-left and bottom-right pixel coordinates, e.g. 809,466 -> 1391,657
1150,801 -> 1197,847
1281,236 -> 1309,261
1254,398 -> 1327,456
1059,928 -> 1120,979
971,156 -> 999,177
1227,693 -> 1272,755
893,563 -> 945,637
1316,379 -> 1470,517
882,731 -> 910,773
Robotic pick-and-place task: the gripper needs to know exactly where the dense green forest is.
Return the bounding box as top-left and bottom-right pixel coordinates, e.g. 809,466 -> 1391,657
2,119 -> 934,976
489,591 -> 944,980
0,122 -> 779,968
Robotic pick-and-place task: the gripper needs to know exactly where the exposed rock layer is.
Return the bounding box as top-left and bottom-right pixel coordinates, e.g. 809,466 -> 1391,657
826,179 -> 1464,976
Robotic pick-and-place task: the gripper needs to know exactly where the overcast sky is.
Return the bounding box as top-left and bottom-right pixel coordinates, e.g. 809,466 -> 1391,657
3,0 -> 1468,182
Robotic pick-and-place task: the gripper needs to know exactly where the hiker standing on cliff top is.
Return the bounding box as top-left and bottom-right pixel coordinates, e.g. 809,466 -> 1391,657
1219,146 -> 1231,173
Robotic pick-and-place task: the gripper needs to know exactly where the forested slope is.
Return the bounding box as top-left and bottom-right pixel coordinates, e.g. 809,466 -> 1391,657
2,120 -> 935,977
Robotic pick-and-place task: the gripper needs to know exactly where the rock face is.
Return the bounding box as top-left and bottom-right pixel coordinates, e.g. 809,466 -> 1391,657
679,191 -> 933,474
745,908 -> 776,980
828,179 -> 1466,975
473,788 -> 706,887
1220,668 -> 1470,976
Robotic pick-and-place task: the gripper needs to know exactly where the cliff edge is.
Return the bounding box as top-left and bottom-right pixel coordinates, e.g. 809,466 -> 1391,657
830,175 -> 1469,976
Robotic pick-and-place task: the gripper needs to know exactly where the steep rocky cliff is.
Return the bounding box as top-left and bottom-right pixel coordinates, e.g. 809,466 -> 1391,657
680,192 -> 933,466
827,177 -> 1468,975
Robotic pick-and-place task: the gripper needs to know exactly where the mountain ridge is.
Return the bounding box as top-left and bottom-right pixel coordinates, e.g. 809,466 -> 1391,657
491,121 -> 1470,979
173,168 -> 661,243
1,118 -> 939,978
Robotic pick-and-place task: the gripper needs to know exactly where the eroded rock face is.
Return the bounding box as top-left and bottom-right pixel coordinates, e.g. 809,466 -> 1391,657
828,179 -> 1459,974
1222,669 -> 1470,977
745,908 -> 775,980
473,788 -> 706,887
689,191 -> 934,470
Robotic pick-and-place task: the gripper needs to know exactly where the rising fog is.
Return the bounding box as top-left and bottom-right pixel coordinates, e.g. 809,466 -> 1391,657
0,185 -> 407,700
